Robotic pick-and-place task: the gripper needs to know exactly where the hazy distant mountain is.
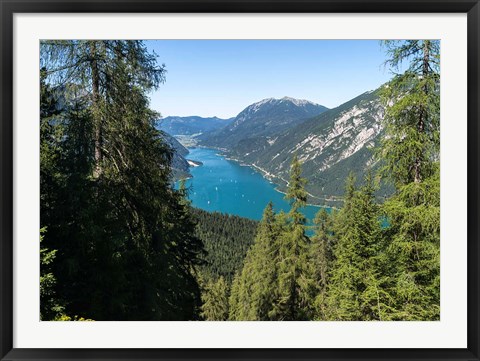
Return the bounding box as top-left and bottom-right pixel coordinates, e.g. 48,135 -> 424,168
199,97 -> 329,149
199,90 -> 390,205
157,116 -> 233,136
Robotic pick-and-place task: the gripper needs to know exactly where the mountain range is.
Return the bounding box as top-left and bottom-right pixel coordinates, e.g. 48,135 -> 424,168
223,91 -> 388,204
158,116 -> 233,136
162,91 -> 390,205
198,97 -> 328,149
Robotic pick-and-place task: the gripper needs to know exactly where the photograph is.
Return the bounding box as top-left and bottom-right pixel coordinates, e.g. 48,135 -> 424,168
39,39 -> 440,322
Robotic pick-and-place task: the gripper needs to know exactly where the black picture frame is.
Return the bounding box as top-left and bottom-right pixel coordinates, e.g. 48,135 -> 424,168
1,1 -> 479,360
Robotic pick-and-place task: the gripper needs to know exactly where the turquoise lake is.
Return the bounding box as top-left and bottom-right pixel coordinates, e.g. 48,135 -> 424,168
180,147 -> 328,223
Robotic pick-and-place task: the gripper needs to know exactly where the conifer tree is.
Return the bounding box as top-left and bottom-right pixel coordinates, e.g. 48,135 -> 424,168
381,167 -> 440,320
246,202 -> 279,319
308,208 -> 334,320
200,276 -> 229,321
229,202 -> 282,320
379,40 -> 440,320
192,208 -> 258,283
40,228 -> 65,320
228,272 -> 241,320
326,172 -> 387,320
40,40 -> 204,320
41,40 -> 166,177
270,155 -> 313,320
380,40 -> 440,187
229,256 -> 256,320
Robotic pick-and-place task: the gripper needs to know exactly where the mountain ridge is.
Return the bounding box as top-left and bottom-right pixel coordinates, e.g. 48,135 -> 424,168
197,89 -> 391,205
160,131 -> 191,179
162,90 -> 391,205
158,115 -> 233,136
199,97 -> 329,149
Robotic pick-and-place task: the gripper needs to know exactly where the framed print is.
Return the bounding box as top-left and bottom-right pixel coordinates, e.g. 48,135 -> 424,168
1,1 -> 479,360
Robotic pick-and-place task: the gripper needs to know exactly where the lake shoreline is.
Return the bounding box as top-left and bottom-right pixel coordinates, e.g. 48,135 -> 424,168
190,145 -> 339,209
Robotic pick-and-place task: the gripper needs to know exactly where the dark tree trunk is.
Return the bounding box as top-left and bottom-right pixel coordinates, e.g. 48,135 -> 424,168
89,41 -> 102,178
413,41 -> 431,183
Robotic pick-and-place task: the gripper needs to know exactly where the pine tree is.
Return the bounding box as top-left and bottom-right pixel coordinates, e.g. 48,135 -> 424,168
229,257 -> 256,320
200,276 -> 229,321
40,40 -> 166,178
40,228 -> 65,320
381,168 -> 440,320
40,40 -> 204,320
379,40 -> 440,320
308,208 -> 334,320
380,40 -> 440,187
326,172 -> 387,320
228,202 -> 282,320
228,272 -> 241,320
192,208 -> 258,283
270,155 -> 313,320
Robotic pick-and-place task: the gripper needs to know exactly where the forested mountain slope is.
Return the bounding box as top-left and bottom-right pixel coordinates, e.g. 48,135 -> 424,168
160,131 -> 191,178
192,208 -> 258,282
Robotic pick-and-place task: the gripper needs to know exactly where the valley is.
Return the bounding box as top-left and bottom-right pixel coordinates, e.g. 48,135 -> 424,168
40,39 -> 440,322
179,147 -> 326,222
162,90 -> 391,208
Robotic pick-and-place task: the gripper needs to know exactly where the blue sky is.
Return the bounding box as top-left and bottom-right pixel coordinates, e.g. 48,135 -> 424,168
146,40 -> 395,119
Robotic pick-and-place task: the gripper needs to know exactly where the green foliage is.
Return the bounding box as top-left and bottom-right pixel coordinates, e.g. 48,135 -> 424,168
200,276 -> 230,321
379,40 -> 440,187
228,203 -> 284,320
40,40 -> 440,322
377,40 -> 440,320
325,172 -> 388,320
40,228 -> 94,321
308,208 -> 334,319
228,272 -> 241,320
40,227 -> 65,320
40,40 -> 204,321
218,41 -> 439,321
191,208 -> 258,283
270,155 -> 313,320
381,168 -> 440,320
228,156 -> 316,321
54,315 -> 94,321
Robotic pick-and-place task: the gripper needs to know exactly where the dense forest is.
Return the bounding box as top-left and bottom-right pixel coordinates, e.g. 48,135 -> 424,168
191,207 -> 258,283
40,40 -> 439,321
